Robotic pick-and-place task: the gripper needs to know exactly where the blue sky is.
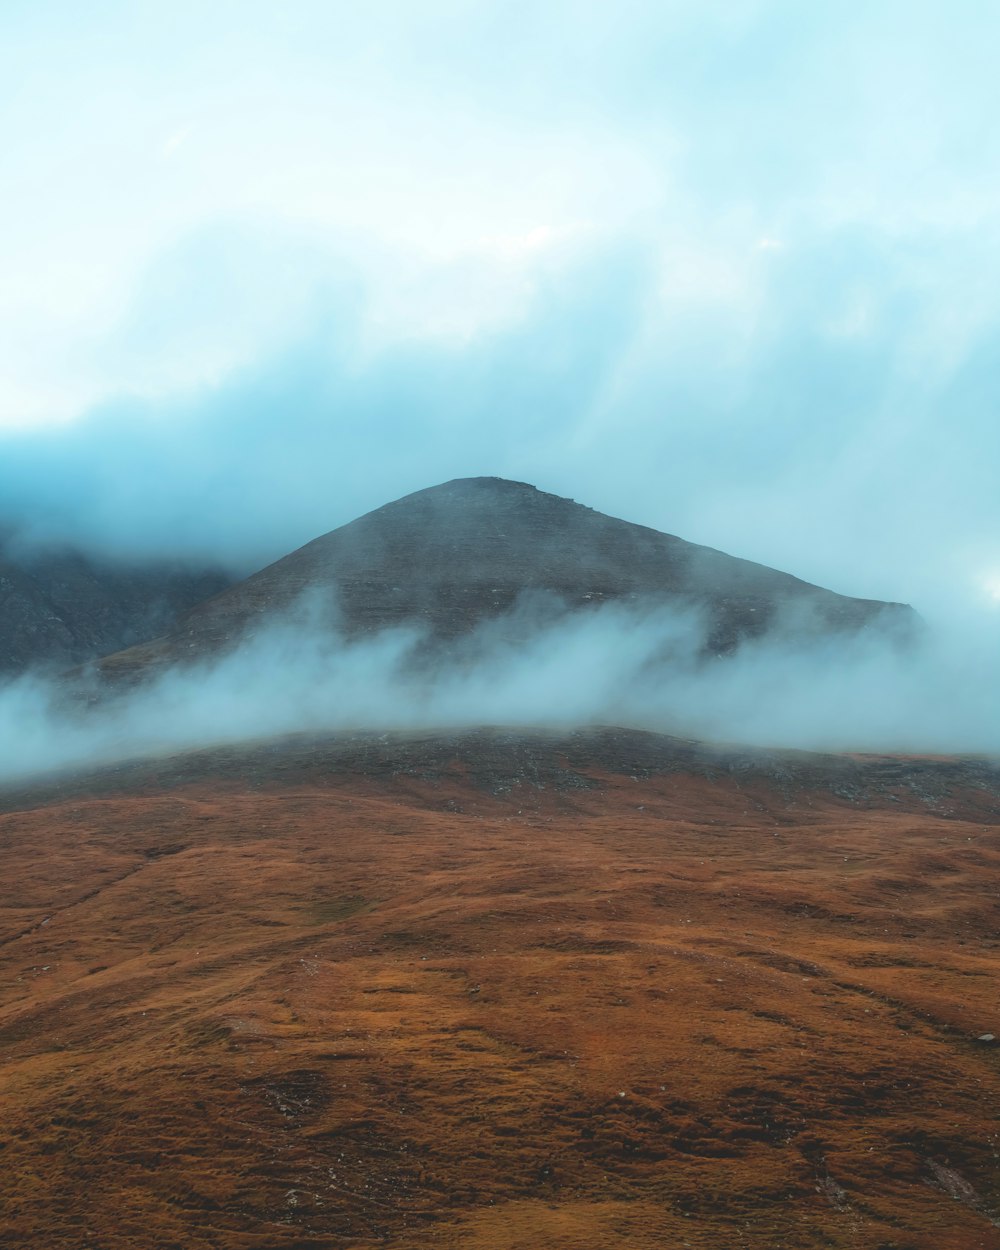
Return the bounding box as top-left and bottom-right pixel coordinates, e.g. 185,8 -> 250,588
2,1 -> 999,620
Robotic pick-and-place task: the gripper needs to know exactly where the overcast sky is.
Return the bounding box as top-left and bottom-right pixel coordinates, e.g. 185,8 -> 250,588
2,1 -> 999,622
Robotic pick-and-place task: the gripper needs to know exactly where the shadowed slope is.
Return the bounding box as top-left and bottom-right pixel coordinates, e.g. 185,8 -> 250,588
95,478 -> 917,684
0,541 -> 230,675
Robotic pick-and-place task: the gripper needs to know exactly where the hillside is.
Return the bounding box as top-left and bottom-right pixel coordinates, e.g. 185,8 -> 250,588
1,728 -> 998,1249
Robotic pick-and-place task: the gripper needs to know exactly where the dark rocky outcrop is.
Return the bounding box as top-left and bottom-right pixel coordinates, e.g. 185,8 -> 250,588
0,542 -> 231,677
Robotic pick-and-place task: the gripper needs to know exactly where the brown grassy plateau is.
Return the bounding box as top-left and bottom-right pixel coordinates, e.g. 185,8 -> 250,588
2,728 -> 999,1249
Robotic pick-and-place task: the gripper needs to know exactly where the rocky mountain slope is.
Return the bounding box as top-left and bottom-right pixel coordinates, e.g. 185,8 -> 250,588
0,540 -> 230,676
94,477 -> 917,684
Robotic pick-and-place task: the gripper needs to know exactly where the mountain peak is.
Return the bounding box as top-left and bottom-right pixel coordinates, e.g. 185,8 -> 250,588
93,478 -> 916,685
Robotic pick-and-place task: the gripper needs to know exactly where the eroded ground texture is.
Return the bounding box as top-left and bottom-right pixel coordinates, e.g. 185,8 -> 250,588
1,728 -> 999,1249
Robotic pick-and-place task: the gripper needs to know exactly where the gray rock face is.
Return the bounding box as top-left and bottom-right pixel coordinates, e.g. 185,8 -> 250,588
0,543 -> 231,676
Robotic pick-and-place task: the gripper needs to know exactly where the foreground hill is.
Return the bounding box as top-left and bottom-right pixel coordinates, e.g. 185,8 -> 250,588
2,728 -> 999,1249
95,478 -> 917,684
0,539 -> 230,675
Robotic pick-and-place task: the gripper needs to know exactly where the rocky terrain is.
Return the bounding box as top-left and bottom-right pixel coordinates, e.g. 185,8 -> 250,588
1,728 -> 999,1249
0,538 -> 230,676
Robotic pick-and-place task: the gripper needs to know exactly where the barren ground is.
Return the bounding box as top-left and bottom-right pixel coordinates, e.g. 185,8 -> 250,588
1,728 -> 999,1249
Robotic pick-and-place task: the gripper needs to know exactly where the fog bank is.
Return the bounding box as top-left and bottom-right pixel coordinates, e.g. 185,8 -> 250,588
1,595 -> 997,786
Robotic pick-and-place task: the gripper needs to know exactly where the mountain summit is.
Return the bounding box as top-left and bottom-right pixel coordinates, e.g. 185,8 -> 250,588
95,477 -> 915,683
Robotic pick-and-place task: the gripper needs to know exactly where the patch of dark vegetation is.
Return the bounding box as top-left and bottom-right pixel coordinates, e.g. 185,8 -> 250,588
305,895 -> 372,924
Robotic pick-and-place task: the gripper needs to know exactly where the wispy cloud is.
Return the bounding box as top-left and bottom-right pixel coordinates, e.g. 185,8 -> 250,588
162,126 -> 193,158
0,590 -> 997,785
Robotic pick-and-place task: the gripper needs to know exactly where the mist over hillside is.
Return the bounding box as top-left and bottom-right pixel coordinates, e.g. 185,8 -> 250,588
0,479 -> 994,784
91,477 -> 917,681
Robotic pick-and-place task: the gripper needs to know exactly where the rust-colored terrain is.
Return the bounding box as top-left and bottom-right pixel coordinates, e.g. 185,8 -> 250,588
2,728 -> 999,1249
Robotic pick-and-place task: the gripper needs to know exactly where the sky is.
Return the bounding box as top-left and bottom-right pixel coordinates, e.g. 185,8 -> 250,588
2,0 -> 1000,624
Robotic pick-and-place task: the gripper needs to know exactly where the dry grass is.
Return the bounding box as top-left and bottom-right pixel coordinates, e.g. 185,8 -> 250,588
1,731 -> 999,1248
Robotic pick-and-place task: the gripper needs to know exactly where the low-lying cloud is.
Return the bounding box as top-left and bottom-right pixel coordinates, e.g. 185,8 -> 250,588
1,593 -> 997,786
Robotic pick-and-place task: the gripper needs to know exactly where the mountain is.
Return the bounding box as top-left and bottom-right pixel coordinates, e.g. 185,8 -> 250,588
93,477 -> 916,684
0,540 -> 232,676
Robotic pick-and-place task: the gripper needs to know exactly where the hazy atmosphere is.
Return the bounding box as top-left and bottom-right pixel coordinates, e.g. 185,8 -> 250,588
2,590 -> 999,785
6,14 -> 1000,1247
2,1 -> 998,767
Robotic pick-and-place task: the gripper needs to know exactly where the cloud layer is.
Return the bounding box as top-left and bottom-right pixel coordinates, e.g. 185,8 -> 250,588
1,591 -> 997,786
